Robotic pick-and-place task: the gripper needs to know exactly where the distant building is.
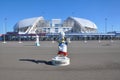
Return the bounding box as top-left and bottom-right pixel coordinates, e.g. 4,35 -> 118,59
108,31 -> 120,37
0,34 -> 2,41
64,17 -> 97,33
13,16 -> 97,34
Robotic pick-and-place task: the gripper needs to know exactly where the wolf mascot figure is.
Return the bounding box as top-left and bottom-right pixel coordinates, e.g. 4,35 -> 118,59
57,31 -> 68,57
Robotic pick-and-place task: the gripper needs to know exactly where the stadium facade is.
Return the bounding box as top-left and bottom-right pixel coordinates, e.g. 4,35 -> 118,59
14,16 -> 97,34
1,16 -> 118,41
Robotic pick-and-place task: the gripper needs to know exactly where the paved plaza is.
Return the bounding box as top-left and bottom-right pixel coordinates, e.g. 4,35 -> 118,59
0,40 -> 120,80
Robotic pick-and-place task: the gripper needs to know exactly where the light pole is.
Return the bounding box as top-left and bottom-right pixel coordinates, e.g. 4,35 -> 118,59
3,18 -> 7,43
111,25 -> 114,42
105,18 -> 107,33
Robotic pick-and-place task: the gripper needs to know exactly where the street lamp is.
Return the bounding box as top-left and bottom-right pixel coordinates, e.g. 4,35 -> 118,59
110,25 -> 114,42
3,18 -> 7,43
105,18 -> 107,33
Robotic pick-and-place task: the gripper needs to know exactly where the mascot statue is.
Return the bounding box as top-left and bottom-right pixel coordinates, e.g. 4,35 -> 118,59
52,31 -> 70,66
57,31 -> 68,57
35,35 -> 40,46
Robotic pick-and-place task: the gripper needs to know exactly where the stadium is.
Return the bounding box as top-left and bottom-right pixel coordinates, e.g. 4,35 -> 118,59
13,16 -> 97,34
1,16 -> 119,41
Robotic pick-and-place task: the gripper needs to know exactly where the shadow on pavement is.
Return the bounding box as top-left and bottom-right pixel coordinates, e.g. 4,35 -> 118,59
19,59 -> 52,65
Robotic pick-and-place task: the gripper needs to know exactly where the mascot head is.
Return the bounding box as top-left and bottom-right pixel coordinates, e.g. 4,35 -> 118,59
59,31 -> 65,38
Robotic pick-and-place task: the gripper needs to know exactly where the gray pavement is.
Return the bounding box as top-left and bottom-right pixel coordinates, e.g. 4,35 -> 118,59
0,41 -> 120,80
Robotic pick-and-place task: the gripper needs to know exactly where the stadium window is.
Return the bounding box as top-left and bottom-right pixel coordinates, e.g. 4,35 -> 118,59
43,28 -> 46,32
48,28 -> 50,32
55,24 -> 61,27
63,28 -> 66,31
55,28 -> 58,33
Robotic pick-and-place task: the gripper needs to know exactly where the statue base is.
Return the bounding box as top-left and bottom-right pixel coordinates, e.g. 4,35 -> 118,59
35,42 -> 40,46
52,56 -> 70,66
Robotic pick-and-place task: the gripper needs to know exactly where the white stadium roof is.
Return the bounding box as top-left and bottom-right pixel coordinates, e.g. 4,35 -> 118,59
14,16 -> 44,28
70,17 -> 97,29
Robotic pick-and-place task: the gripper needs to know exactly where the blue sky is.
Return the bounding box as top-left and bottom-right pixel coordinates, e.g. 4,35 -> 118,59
0,0 -> 120,34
